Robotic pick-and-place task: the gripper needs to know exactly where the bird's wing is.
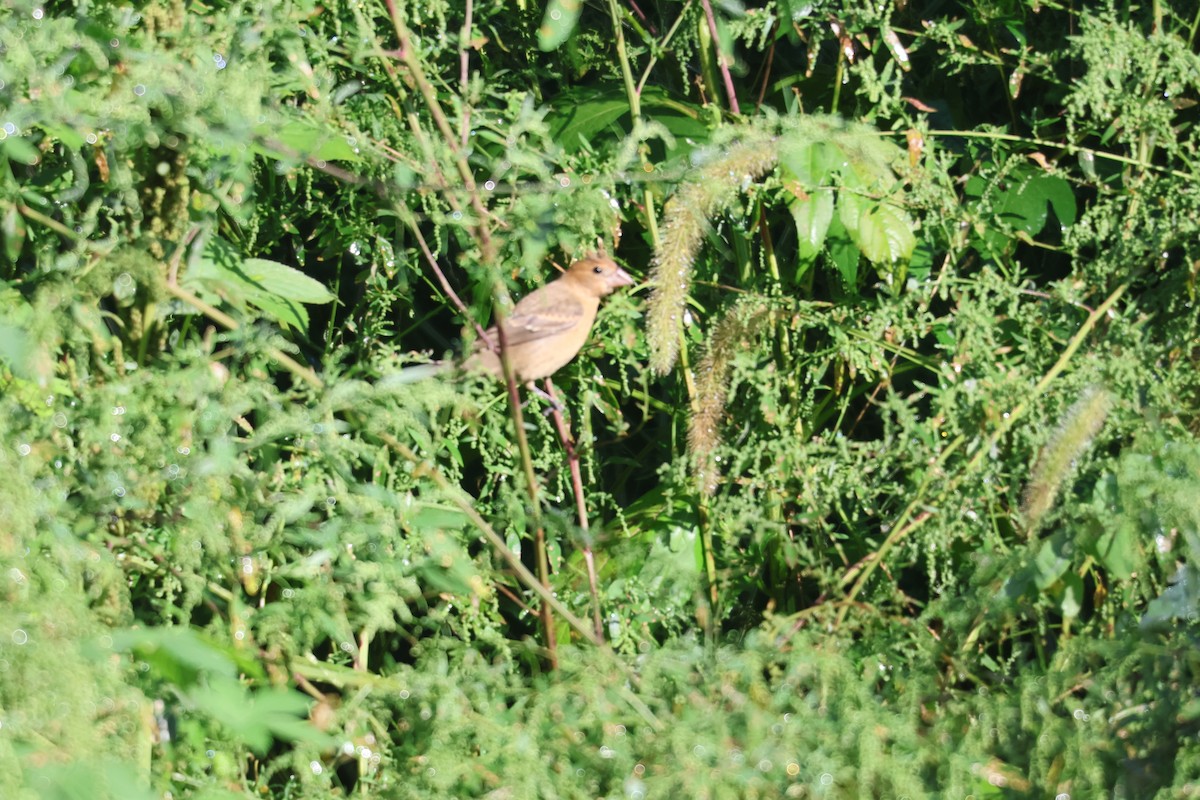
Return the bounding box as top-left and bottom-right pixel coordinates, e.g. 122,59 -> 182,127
483,282 -> 585,347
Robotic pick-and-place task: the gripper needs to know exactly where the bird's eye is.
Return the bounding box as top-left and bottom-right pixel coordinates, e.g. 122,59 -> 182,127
593,266 -> 604,274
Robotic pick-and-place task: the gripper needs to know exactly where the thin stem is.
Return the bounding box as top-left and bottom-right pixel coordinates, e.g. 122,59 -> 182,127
635,1 -> 694,97
924,129 -> 1194,181
458,0 -> 474,148
697,0 -> 740,114
410,222 -> 492,345
544,379 -> 604,640
493,337 -> 557,665
382,0 -> 495,264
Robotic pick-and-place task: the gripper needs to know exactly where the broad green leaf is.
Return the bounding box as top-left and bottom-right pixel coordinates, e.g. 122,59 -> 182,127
109,628 -> 248,686
546,87 -> 708,154
548,95 -> 629,151
1,135 -> 40,165
191,682 -> 328,755
1060,572 -> 1083,619
1091,519 -> 1140,581
845,199 -> 916,266
1032,533 -> 1073,591
789,187 -> 835,262
778,140 -> 844,187
185,237 -> 333,330
985,169 -> 1075,238
26,760 -> 159,800
826,215 -> 860,289
1040,174 -> 1077,226
538,0 -> 583,51
241,258 -> 335,304
259,119 -> 362,163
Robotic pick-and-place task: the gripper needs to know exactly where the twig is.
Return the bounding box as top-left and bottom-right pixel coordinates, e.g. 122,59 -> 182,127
459,0 -> 474,149
698,0 -> 741,114
410,224 -> 492,346
544,379 -> 604,640
382,0 -> 495,264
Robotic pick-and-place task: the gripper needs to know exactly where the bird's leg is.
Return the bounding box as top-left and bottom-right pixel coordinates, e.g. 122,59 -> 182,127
527,381 -> 565,415
543,378 -> 604,641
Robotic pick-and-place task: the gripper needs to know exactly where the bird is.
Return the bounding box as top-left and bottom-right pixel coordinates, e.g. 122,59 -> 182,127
464,254 -> 634,382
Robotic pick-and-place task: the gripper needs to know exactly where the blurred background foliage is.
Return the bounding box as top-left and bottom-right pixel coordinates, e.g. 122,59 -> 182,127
2,0 -> 1200,796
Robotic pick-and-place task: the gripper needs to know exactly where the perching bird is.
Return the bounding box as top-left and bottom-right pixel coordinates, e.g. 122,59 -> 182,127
464,255 -> 634,382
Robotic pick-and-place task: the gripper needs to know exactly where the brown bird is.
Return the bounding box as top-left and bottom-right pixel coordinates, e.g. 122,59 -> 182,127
464,255 -> 634,382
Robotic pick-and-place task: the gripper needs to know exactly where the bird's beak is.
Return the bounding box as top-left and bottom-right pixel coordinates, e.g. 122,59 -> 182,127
611,267 -> 635,288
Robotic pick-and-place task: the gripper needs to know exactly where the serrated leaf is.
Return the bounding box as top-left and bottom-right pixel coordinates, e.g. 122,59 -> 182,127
849,199 -> 912,266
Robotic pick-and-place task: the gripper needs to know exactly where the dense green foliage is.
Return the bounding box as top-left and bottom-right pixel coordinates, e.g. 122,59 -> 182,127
3,0 -> 1200,796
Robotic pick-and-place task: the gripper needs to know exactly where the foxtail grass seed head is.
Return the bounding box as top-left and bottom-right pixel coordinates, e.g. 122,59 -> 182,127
1021,386 -> 1114,534
647,137 -> 778,375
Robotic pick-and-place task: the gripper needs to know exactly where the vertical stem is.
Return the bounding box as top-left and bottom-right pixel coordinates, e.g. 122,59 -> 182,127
697,0 -> 740,114
544,379 -> 605,640
606,0 -> 663,260
495,346 -> 557,667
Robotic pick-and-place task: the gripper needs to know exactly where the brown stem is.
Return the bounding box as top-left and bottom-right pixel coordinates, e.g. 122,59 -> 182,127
698,0 -> 741,114
410,224 -> 492,345
544,379 -> 604,640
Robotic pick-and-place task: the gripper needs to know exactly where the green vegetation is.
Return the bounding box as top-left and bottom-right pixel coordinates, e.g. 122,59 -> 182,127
3,0 -> 1200,796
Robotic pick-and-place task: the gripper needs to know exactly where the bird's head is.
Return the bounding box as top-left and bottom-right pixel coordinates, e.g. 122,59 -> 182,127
565,255 -> 635,297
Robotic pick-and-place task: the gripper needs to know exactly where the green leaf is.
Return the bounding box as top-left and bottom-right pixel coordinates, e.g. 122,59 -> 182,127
109,628 -> 253,687
846,200 -> 917,267
778,140 -> 843,187
2,204 -> 26,262
826,215 -> 860,289
260,119 -> 362,163
548,95 -> 629,151
1090,519 -> 1140,581
39,121 -> 87,150
240,258 -> 336,304
1040,175 -> 1077,226
789,187 -> 835,263
996,171 -> 1075,237
25,759 -> 159,800
185,237 -> 334,330
1059,572 -> 1083,619
191,682 -> 328,755
545,87 -> 708,154
0,135 -> 41,165
538,0 -> 583,51
1032,533 -> 1073,591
